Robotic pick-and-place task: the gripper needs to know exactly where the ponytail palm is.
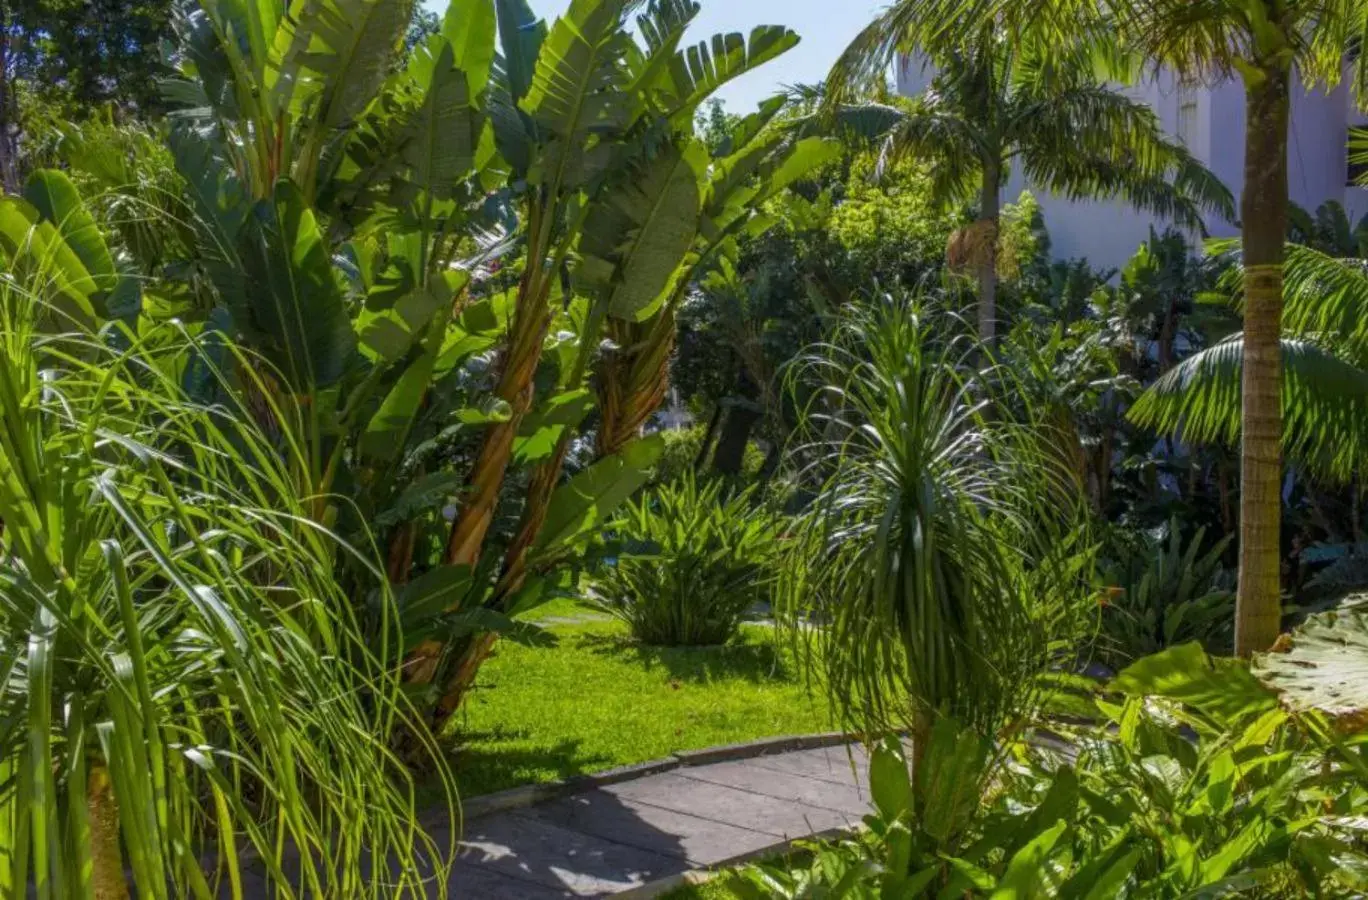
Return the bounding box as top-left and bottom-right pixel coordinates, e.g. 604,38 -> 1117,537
824,29 -> 1232,343
779,299 -> 1092,784
0,290 -> 448,894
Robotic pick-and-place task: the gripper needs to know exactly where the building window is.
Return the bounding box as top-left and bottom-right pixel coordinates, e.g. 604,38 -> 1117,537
1177,91 -> 1198,148
1350,127 -> 1368,187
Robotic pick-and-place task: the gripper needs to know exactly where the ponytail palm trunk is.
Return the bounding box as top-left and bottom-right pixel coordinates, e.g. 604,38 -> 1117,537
1236,67 -> 1290,655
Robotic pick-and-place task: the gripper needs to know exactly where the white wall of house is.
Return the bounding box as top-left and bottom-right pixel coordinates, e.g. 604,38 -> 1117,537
895,56 -> 1368,271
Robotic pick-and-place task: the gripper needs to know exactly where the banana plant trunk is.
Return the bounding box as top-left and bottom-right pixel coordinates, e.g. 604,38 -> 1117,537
977,166 -> 1001,345
431,432 -> 573,725
1234,66 -> 1289,657
406,273 -> 553,686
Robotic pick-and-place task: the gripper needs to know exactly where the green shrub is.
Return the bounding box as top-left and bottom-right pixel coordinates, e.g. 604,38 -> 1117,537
651,424 -> 768,486
593,473 -> 782,646
1097,519 -> 1234,666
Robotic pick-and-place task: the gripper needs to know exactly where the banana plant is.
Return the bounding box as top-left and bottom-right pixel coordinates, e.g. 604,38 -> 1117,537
405,0 -> 824,722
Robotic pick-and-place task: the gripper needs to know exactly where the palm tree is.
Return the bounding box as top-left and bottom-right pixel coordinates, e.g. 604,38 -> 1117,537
852,0 -> 1368,656
824,30 -> 1233,343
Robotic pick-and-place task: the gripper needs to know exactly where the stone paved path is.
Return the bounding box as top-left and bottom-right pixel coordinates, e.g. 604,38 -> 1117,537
443,744 -> 871,897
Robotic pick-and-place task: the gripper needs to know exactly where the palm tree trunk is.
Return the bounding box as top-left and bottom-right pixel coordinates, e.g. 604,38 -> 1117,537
977,167 -> 1002,344
1234,67 -> 1290,657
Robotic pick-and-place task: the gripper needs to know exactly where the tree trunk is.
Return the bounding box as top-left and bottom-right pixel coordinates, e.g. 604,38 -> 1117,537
694,402 -> 723,471
0,9 -> 18,194
1234,67 -> 1290,657
88,765 -> 129,900
977,167 -> 1002,344
711,401 -> 761,476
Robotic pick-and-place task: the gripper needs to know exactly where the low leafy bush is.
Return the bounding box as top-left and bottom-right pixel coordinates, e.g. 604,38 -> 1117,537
592,474 -> 782,646
1097,519 -> 1234,666
737,626 -> 1368,898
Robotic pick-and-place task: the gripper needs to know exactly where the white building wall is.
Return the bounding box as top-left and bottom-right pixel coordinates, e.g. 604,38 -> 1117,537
896,55 -> 1368,270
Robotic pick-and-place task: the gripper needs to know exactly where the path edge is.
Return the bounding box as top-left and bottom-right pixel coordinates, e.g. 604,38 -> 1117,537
458,731 -> 856,822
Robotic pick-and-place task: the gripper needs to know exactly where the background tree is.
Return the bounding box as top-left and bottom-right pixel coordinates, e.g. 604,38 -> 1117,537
824,32 -> 1233,343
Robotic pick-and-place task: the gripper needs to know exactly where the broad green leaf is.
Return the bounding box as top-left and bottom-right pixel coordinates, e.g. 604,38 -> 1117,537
533,433 -> 664,554
403,43 -> 485,199
236,180 -> 356,390
576,141 -> 704,320
659,26 -> 799,120
455,398 -> 514,425
375,471 -> 464,528
360,353 -> 435,462
398,565 -> 475,626
23,170 -> 115,284
917,717 -> 991,845
494,0 -> 547,108
1112,643 -> 1277,725
989,819 -> 1068,900
521,0 -> 630,136
435,607 -> 557,647
442,0 -> 497,95
0,199 -> 99,326
1253,608 -> 1368,726
868,736 -> 913,822
273,0 -> 413,129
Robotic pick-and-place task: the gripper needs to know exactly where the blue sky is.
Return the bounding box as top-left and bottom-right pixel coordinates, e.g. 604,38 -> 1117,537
420,0 -> 885,113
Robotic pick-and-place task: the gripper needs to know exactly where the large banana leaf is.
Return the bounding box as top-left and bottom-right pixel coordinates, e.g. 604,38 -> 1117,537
442,0 -> 497,96
236,180 -> 356,390
22,170 -> 115,287
273,0 -> 414,129
519,0 -> 633,187
1254,608 -> 1368,728
495,0 -> 547,109
0,199 -> 100,326
532,433 -> 664,556
402,43 -> 488,200
1128,334 -> 1368,483
656,25 -> 800,121
575,141 -> 706,320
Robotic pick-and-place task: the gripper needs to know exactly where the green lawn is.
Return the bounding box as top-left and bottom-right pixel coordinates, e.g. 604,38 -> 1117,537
445,601 -> 833,797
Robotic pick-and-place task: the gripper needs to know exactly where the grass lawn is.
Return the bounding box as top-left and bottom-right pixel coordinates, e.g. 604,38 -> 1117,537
445,598 -> 833,796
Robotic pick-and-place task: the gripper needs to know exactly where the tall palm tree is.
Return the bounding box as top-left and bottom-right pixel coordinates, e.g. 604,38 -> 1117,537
825,30 -> 1233,343
835,0 -> 1368,655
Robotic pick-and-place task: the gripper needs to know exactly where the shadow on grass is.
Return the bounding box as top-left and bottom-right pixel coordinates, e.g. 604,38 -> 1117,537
447,727 -> 617,798
573,631 -> 794,685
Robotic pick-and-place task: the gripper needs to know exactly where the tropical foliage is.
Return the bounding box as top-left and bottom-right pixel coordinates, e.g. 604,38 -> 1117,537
593,474 -> 783,645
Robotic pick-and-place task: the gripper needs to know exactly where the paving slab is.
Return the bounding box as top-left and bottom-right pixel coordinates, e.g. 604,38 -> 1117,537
677,759 -> 871,817
457,813 -> 681,895
743,744 -> 869,786
524,790 -> 780,864
603,771 -> 857,837
456,741 -> 869,896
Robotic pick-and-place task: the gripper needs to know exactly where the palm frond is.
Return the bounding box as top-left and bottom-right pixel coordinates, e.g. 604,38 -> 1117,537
1129,334 -> 1368,482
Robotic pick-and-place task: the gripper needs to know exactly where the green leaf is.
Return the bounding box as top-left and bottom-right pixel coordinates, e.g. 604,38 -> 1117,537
398,564 -> 475,626
575,140 -> 704,320
660,26 -> 800,121
23,170 -> 115,284
917,717 -> 991,845
360,353 -> 435,462
868,736 -> 913,822
1112,643 -> 1278,724
1253,607 -> 1368,726
533,433 -> 664,554
989,820 -> 1068,900
375,471 -> 464,528
494,0 -> 548,108
1129,334 -> 1368,484
237,180 -> 356,390
403,43 -> 486,199
455,398 -> 514,424
0,198 -> 99,326
521,0 -> 630,137
442,0 -> 497,95
273,0 -> 414,130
